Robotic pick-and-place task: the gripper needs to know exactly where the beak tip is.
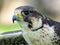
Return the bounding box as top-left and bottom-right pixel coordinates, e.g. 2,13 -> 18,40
13,20 -> 14,23
12,15 -> 17,23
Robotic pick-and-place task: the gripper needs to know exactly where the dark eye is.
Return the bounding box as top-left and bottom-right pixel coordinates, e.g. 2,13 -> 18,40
23,11 -> 29,15
30,11 -> 33,13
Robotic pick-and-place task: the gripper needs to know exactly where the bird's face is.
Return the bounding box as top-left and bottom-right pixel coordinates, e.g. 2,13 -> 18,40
12,6 -> 43,31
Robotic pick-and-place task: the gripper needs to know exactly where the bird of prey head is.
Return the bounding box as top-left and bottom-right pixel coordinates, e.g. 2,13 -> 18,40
12,6 -> 44,31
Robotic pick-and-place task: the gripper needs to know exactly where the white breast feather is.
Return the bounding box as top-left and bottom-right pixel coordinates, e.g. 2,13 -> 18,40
22,24 -> 55,45
31,17 -> 43,30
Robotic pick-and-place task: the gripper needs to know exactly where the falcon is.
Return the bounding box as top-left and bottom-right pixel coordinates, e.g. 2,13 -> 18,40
12,6 -> 60,45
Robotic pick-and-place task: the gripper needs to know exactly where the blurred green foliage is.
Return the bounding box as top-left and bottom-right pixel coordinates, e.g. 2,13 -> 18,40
0,24 -> 21,33
0,0 -> 21,33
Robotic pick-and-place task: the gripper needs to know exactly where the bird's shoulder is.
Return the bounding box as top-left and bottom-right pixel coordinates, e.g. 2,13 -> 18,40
43,17 -> 60,37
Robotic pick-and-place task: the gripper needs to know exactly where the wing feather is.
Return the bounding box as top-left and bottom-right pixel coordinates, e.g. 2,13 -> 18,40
0,30 -> 28,45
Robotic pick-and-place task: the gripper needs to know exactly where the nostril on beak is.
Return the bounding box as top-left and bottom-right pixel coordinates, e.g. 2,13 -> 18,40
12,15 -> 17,23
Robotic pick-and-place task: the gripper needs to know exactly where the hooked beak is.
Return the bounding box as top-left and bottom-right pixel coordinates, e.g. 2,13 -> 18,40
12,15 -> 17,23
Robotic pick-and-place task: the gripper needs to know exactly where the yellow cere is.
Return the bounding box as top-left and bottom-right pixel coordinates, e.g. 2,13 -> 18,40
16,12 -> 23,20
